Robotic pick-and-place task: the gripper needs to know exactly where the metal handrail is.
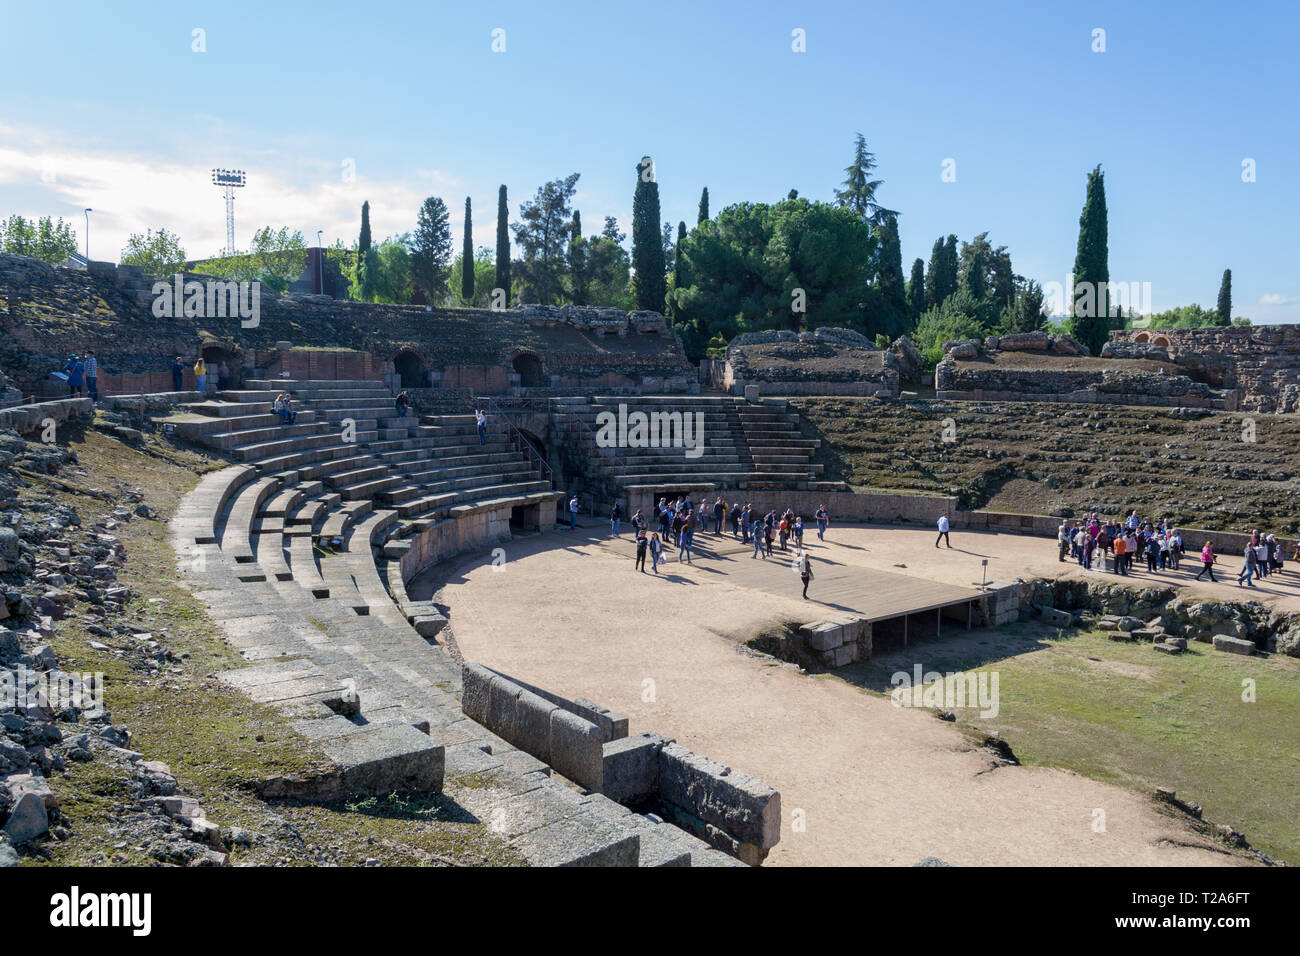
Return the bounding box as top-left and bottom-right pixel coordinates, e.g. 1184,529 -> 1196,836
471,392 -> 554,485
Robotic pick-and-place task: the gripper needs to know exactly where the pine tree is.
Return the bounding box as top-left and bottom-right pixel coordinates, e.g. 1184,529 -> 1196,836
907,258 -> 925,319
1216,269 -> 1232,326
834,133 -> 898,227
411,196 -> 452,303
567,210 -> 590,305
495,185 -> 510,307
698,187 -> 709,225
461,197 -> 474,301
632,156 -> 667,313
1069,165 -> 1111,352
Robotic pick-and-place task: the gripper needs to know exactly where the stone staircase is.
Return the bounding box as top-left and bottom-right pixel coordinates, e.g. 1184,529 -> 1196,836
167,379 -> 743,866
552,394 -> 848,508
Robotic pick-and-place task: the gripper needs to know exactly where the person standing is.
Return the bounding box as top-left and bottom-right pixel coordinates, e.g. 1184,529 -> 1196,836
1195,541 -> 1216,582
63,355 -> 85,397
568,494 -> 579,532
679,510 -> 697,563
794,516 -> 804,550
172,356 -> 184,392
611,500 -> 623,537
648,532 -> 663,574
475,408 -> 488,445
815,505 -> 828,541
1057,521 -> 1071,562
713,498 -> 725,536
193,356 -> 207,394
752,516 -> 766,559
395,391 -> 410,418
799,551 -> 814,600
634,530 -> 648,572
936,511 -> 952,549
217,359 -> 230,392
632,508 -> 647,536
82,350 -> 99,402
1113,532 -> 1127,575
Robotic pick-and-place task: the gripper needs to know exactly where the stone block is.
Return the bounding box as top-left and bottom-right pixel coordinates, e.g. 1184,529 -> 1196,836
548,709 -> 604,791
514,689 -> 556,762
321,723 -> 444,794
460,661 -> 494,724
487,676 -> 522,744
601,733 -> 665,805
800,620 -> 846,652
657,742 -> 780,851
1212,634 -> 1255,656
3,791 -> 48,844
1039,606 -> 1072,627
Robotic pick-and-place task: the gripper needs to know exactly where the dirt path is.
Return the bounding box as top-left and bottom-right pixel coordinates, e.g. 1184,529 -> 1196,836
415,523 -> 1260,866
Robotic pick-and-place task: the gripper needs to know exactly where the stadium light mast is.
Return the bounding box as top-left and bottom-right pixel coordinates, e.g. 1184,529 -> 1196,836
211,168 -> 246,255
83,208 -> 92,261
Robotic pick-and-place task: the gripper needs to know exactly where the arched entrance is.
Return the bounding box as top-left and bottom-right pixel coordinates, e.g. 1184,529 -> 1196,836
512,352 -> 545,388
1152,335 -> 1170,347
394,350 -> 428,389
201,345 -> 242,389
1133,332 -> 1150,344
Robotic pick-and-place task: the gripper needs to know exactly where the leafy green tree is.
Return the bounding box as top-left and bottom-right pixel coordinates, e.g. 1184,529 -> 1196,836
1001,278 -> 1048,333
567,210 -> 591,305
698,187 -> 709,225
199,226 -> 307,293
495,185 -> 511,306
587,234 -> 633,309
512,173 -> 579,304
1216,269 -> 1232,327
1067,165 -> 1111,353
371,234 -> 415,304
906,257 -> 925,320
2,214 -> 79,263
914,288 -> 987,353
834,133 -> 897,227
601,216 -> 625,244
120,227 -> 187,275
446,247 -> 497,307
661,221 -> 676,276
462,198 -> 474,302
411,196 -> 452,303
632,157 -> 667,312
669,194 -> 879,344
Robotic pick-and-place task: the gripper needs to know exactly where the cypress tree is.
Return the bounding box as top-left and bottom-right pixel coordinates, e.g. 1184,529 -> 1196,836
674,221 -> 687,288
698,187 -> 709,225
941,235 -> 959,302
907,258 -> 925,319
462,197 -> 474,302
357,201 -> 375,301
633,156 -> 667,313
495,185 -> 510,307
876,215 -> 906,318
925,237 -> 945,310
358,200 -> 372,256
1216,268 -> 1232,325
1070,165 -> 1110,352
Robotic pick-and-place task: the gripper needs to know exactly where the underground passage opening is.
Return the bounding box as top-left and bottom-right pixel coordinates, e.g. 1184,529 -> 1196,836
870,602 -> 977,654
201,346 -> 241,388
512,353 -> 545,388
394,350 -> 428,389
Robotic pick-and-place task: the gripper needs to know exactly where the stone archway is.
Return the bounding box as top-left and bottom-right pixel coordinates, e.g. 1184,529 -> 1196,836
201,344 -> 242,389
1133,332 -> 1150,344
512,352 -> 545,388
1152,335 -> 1170,347
394,350 -> 428,389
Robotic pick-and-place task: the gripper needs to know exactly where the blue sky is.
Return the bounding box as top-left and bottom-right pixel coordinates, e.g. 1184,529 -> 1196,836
2,0 -> 1297,320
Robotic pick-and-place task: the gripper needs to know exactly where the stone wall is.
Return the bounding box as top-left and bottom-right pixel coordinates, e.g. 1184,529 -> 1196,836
460,662 -> 782,864
711,327 -> 902,397
934,359 -> 1236,409
0,397 -> 93,436
1110,325 -> 1300,413
0,254 -> 692,398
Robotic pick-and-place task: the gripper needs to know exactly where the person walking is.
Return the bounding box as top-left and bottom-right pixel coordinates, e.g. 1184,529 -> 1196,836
82,350 -> 99,402
815,505 -> 828,542
475,408 -> 488,445
799,551 -> 814,599
568,494 -> 579,532
679,510 -> 697,563
794,516 -> 804,550
632,508 -> 647,536
1195,541 -> 1216,582
1145,534 -> 1159,573
648,532 -> 663,574
936,511 -> 952,549
1237,544 -> 1258,588
611,500 -> 623,537
635,530 -> 648,572
193,356 -> 207,394
172,356 -> 184,392
740,504 -> 751,543
752,516 -> 766,559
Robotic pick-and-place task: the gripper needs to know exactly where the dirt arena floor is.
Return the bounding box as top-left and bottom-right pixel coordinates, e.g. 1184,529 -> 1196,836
412,520 -> 1285,866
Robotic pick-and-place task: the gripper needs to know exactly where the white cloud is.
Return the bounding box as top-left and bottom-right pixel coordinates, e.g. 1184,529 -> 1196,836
0,126 -> 439,261
1258,293 -> 1296,307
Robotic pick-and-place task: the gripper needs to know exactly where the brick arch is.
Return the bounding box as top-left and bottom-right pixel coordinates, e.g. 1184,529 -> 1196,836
1152,335 -> 1170,347
1133,332 -> 1150,343
507,348 -> 546,388
392,349 -> 428,389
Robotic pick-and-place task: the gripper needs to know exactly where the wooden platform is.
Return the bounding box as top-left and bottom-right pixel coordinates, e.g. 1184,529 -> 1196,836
598,528 -> 983,624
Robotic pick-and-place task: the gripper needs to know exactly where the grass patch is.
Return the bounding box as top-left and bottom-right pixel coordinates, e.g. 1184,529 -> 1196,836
841,620 -> 1300,862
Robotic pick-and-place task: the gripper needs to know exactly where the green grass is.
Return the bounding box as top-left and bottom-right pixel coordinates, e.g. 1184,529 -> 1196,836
841,621 -> 1300,863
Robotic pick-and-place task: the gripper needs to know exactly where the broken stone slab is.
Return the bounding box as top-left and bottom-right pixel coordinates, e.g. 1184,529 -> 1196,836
1154,642 -> 1183,654
1212,634 -> 1255,656
1038,606 -> 1073,628
3,791 -> 48,844
321,723 -> 445,794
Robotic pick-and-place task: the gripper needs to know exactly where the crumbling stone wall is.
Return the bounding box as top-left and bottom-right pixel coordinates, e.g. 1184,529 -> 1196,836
712,327 -> 902,397
1110,325 -> 1300,413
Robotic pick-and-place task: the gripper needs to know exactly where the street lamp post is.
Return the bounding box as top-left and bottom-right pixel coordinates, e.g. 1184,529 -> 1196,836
84,208 -> 92,261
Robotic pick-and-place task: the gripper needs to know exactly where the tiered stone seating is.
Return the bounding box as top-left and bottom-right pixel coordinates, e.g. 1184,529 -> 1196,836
169,380 -> 739,864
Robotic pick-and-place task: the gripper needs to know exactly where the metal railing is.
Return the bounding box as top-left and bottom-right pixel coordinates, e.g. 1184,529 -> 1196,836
474,393 -> 554,485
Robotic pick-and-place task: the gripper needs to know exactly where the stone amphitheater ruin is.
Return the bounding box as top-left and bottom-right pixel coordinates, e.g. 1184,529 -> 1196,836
2,252 -> 1298,867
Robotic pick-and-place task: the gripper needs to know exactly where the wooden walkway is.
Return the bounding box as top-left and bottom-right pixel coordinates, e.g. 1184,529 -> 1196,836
596,526 -> 983,626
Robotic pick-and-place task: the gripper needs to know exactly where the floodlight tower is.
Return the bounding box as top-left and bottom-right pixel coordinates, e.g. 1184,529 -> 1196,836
211,168 -> 247,255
